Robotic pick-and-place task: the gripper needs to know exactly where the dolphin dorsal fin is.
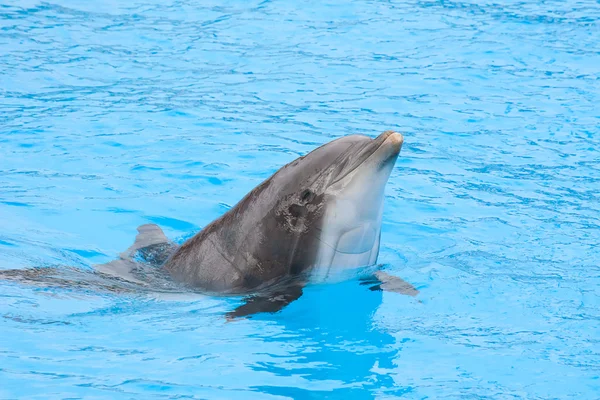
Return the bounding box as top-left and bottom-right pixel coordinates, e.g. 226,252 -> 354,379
120,224 -> 170,259
95,224 -> 173,284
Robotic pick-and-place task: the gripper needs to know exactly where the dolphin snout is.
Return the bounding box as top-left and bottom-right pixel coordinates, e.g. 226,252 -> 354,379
377,130 -> 404,157
377,130 -> 403,145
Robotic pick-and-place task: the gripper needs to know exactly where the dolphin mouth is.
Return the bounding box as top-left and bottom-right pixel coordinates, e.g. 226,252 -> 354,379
330,130 -> 404,185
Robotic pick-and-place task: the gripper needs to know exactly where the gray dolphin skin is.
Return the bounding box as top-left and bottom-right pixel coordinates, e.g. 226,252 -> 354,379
157,129 -> 417,317
165,130 -> 403,290
0,130 -> 418,318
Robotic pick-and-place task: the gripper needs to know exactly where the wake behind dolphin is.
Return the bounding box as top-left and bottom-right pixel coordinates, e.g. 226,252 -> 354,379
1,130 -> 418,318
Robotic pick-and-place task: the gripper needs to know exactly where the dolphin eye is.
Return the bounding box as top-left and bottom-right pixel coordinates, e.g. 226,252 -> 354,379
300,189 -> 314,202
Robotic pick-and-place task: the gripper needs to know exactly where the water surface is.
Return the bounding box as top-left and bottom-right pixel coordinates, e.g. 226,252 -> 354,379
1,0 -> 599,398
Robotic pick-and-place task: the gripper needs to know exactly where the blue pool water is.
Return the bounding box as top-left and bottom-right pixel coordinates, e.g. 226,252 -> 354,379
1,0 -> 599,398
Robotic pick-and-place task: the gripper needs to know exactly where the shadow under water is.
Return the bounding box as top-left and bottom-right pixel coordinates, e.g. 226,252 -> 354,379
242,279 -> 412,398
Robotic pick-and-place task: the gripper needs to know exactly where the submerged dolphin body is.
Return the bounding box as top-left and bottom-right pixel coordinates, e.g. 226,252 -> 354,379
2,130 -> 418,317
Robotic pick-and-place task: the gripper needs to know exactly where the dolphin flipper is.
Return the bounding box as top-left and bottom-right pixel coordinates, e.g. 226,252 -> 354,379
360,271 -> 419,297
226,283 -> 304,319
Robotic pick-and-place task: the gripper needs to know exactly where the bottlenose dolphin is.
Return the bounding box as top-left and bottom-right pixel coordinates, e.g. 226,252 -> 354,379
1,130 -> 418,317
99,130 -> 418,317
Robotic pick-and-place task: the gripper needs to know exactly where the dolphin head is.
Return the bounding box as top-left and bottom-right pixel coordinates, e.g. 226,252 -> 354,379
265,130 -> 403,280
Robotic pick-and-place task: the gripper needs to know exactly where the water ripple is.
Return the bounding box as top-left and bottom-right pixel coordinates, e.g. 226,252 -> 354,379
1,0 -> 599,398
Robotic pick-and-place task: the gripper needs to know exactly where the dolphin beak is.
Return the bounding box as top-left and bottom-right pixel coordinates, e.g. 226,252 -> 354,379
374,130 -> 404,162
380,130 -> 403,146
330,130 -> 404,185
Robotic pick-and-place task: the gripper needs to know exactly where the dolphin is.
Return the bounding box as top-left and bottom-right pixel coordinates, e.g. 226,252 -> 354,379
104,130 -> 417,316
1,130 -> 418,317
